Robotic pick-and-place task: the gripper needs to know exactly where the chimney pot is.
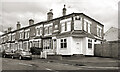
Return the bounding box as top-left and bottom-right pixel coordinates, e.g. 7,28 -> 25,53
8,27 -> 12,32
62,5 -> 67,16
47,9 -> 53,20
29,19 -> 34,25
17,21 -> 21,30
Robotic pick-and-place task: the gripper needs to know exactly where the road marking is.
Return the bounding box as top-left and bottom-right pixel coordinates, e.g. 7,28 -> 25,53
80,66 -> 119,69
45,68 -> 52,71
19,63 -> 33,67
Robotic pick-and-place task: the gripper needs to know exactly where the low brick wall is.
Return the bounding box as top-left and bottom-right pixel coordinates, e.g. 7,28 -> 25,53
62,54 -> 85,60
47,55 -> 62,60
47,54 -> 85,60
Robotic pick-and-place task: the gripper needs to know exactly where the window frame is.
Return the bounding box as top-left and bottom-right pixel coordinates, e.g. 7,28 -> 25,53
60,39 -> 67,49
84,19 -> 91,33
88,39 -> 92,48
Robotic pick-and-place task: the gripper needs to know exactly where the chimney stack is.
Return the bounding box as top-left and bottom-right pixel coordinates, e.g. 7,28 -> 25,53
17,21 -> 21,30
47,9 -> 53,20
8,27 -> 12,32
62,5 -> 67,16
29,19 -> 34,26
4,30 -> 7,34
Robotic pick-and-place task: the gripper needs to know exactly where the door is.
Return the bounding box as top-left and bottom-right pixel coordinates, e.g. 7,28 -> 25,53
53,39 -> 57,54
74,38 -> 81,54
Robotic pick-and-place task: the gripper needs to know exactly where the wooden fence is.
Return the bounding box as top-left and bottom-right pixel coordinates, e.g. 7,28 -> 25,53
94,41 -> 120,59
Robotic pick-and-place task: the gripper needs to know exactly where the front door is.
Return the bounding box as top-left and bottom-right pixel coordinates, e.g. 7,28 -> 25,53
74,38 -> 81,54
53,39 -> 57,54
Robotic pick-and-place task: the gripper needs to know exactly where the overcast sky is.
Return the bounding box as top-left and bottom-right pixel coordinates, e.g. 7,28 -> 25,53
0,0 -> 119,32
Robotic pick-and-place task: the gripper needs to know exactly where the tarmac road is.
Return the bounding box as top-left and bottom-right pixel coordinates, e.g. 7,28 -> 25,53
1,57 -> 119,72
2,57 -> 82,71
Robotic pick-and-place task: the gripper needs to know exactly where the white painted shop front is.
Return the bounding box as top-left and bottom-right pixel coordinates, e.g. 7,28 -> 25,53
50,36 -> 95,56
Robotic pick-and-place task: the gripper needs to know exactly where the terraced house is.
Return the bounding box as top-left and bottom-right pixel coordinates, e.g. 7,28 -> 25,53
0,6 -> 104,56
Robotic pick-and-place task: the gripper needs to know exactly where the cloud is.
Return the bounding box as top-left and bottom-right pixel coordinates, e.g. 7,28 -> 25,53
1,0 -> 119,32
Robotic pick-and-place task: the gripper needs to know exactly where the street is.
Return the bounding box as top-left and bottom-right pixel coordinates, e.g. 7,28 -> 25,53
2,57 -> 83,71
1,56 -> 119,72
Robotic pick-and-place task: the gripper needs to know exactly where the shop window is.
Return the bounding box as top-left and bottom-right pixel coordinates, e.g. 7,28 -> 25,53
61,39 -> 67,48
88,39 -> 92,48
43,39 -> 52,49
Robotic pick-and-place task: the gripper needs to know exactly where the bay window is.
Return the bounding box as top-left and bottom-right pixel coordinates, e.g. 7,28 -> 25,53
43,39 -> 52,49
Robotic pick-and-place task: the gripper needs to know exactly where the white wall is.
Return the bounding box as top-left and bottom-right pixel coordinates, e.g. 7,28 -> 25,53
94,40 -> 101,44
56,37 -> 95,56
57,37 -> 72,55
82,37 -> 87,55
85,37 -> 94,55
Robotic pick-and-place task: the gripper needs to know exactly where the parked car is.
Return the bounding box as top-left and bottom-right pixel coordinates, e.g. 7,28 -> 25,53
2,50 -> 14,58
12,50 -> 32,60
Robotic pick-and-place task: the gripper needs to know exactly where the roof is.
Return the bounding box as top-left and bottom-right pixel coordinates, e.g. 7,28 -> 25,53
105,27 -> 120,35
0,13 -> 104,37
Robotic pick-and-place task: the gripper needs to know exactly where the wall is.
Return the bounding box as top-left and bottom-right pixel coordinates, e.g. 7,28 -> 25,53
82,15 -> 104,39
94,42 -> 119,59
57,37 -> 72,55
30,26 -> 36,39
85,37 -> 94,55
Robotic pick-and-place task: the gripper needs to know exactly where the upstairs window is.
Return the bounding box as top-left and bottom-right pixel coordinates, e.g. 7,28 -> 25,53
61,23 -> 65,32
44,27 -> 48,35
61,39 -> 67,49
12,34 -> 15,41
36,27 -> 43,36
61,21 -> 71,32
97,25 -> 102,37
20,32 -> 22,39
8,35 -> 11,41
84,19 -> 91,33
25,31 -> 29,39
36,28 -> 40,35
40,27 -> 43,35
20,32 -> 24,39
48,26 -> 52,34
75,16 -> 81,20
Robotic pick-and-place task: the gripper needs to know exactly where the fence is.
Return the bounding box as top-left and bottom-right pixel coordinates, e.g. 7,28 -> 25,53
94,41 -> 120,59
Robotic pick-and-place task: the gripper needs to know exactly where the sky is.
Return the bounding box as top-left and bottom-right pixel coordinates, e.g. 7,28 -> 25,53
0,0 -> 119,32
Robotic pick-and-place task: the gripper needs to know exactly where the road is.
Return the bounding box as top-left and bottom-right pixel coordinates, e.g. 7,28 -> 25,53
1,57 -> 119,72
2,58 -> 83,71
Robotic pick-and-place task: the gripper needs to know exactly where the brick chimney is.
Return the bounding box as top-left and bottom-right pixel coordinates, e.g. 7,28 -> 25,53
62,5 -> 67,16
8,27 -> 12,32
17,21 -> 21,30
47,9 -> 53,20
29,19 -> 34,26
4,30 -> 7,34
